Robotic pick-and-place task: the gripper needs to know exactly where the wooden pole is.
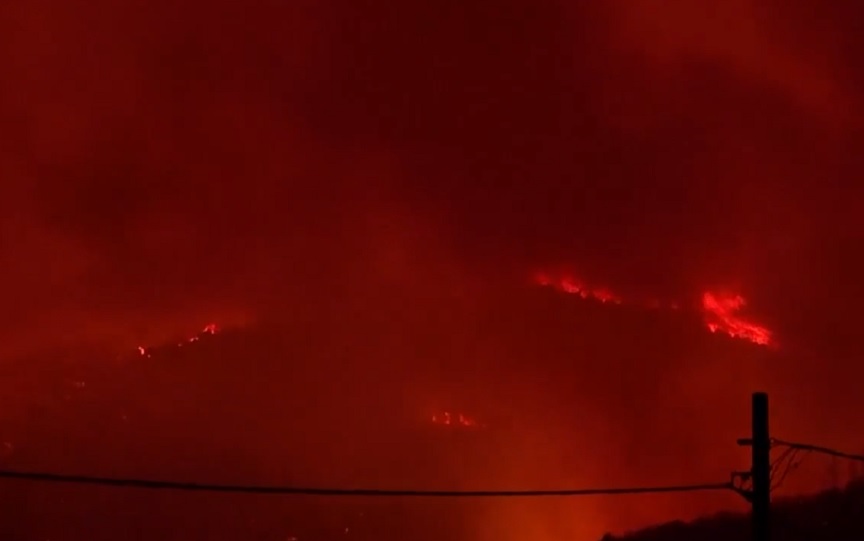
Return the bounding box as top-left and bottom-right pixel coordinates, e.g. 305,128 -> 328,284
751,392 -> 771,541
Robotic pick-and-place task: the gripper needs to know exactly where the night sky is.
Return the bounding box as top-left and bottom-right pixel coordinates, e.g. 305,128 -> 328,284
1,1 -> 863,539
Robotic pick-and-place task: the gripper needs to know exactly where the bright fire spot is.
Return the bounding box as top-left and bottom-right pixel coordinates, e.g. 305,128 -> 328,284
533,268 -> 775,347
202,323 -> 219,335
135,323 -> 222,358
432,411 -> 480,428
702,292 -> 773,346
534,272 -> 623,304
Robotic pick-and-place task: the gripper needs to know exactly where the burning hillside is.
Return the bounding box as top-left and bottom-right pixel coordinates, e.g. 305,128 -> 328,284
0,282 -> 791,540
2,0 -> 864,540
534,271 -> 623,305
701,292 -> 773,347
533,270 -> 774,347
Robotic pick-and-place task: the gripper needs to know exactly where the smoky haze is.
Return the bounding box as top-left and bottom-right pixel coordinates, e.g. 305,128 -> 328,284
1,0 -> 863,539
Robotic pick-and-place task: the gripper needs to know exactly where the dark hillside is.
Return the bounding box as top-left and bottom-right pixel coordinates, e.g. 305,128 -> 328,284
606,480 -> 864,541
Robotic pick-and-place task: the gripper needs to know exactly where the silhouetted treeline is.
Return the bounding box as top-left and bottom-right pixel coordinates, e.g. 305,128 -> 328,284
604,480 -> 864,541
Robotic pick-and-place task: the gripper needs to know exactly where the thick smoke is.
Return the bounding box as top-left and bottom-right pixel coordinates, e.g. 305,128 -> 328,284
1,0 -> 863,539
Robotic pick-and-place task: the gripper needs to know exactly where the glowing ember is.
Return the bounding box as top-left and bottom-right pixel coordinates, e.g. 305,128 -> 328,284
457,413 -> 477,427
701,292 -> 773,346
134,323 -> 222,358
534,271 -> 622,304
431,411 -> 480,428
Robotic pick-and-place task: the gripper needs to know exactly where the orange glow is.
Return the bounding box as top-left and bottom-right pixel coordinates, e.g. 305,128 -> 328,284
701,292 -> 773,346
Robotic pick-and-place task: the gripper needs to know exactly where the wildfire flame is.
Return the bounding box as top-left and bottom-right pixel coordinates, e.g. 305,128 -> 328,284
701,292 -> 773,346
533,269 -> 774,347
202,323 -> 218,335
534,271 -> 622,304
431,411 -> 480,428
136,323 -> 221,358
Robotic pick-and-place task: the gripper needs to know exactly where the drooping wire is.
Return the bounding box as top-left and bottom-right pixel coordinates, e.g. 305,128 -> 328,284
732,440 -> 810,497
766,435 -> 863,492
771,448 -> 809,492
770,446 -> 797,481
771,438 -> 864,463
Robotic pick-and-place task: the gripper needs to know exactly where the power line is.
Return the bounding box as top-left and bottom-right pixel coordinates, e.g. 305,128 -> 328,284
772,438 -> 864,463
770,446 -> 795,478
0,469 -> 733,498
771,448 -> 810,492
770,447 -> 797,491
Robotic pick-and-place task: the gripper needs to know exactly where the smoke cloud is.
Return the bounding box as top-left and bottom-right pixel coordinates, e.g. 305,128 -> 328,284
1,0 -> 863,539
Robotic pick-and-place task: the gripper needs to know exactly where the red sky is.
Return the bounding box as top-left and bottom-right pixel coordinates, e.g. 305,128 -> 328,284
1,1 -> 864,539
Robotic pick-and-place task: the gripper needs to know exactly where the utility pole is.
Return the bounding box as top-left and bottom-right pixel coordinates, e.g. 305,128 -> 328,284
750,392 -> 771,541
751,393 -> 771,541
737,392 -> 771,541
